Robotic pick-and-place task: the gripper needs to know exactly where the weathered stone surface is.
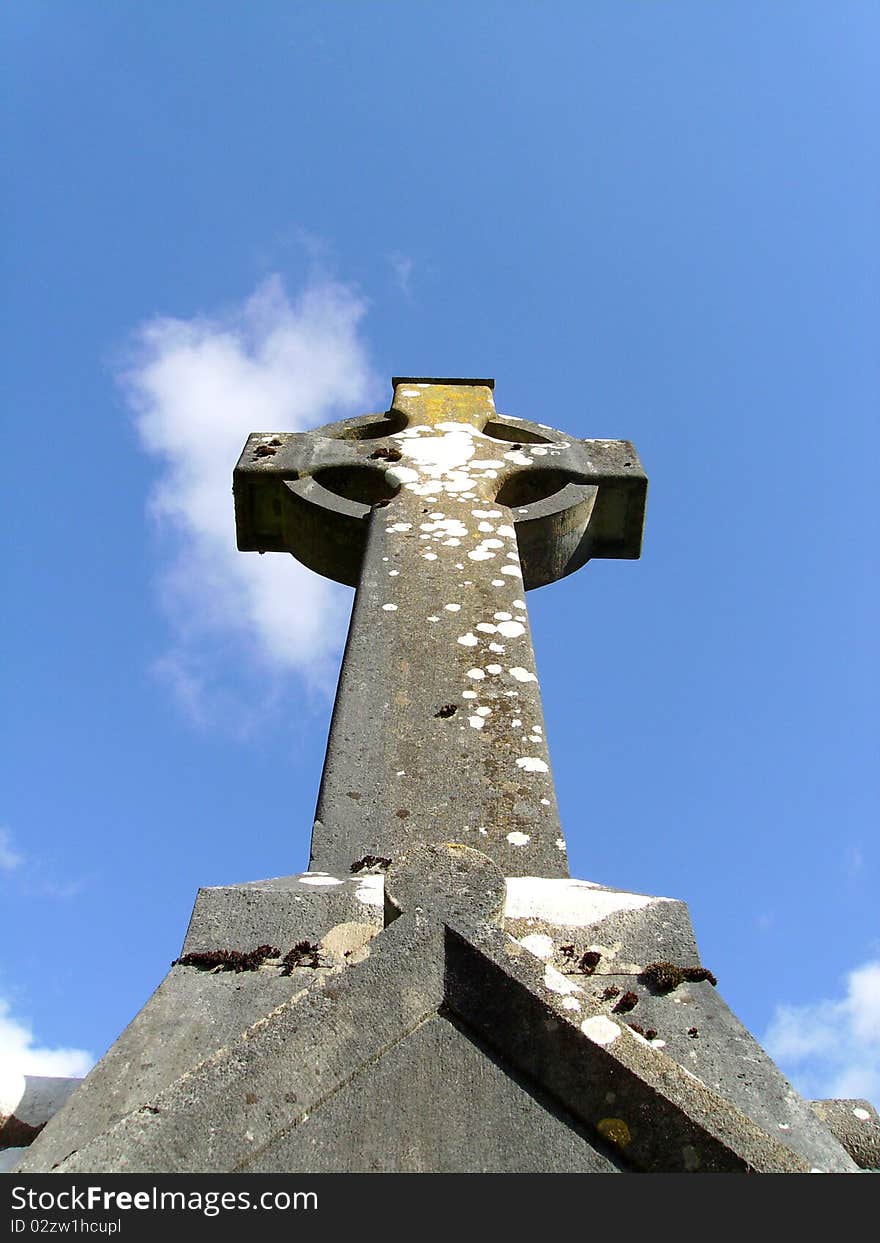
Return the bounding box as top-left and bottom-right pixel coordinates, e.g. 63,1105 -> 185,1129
242,1014 -> 625,1173
384,842 -> 506,926
16,871 -> 859,1173
15,877 -> 383,1173
496,878 -> 855,1171
809,1099 -> 880,1170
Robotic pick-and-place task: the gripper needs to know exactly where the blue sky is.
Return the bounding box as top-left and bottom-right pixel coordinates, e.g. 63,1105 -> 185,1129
2,2 -> 878,1106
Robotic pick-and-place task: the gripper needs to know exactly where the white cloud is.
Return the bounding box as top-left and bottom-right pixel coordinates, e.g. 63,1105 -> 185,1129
763,959 -> 880,1102
0,828 -> 23,873
119,275 -> 380,716
0,998 -> 92,1081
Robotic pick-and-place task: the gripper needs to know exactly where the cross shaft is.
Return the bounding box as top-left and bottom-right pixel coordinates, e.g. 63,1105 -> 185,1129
234,378 -> 647,877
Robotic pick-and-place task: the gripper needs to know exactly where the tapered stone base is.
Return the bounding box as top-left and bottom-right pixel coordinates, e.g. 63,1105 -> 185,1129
14,870 -> 874,1174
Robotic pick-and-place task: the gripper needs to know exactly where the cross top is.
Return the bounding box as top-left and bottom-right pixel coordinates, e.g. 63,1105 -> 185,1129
234,378 -> 646,878
235,377 -> 646,590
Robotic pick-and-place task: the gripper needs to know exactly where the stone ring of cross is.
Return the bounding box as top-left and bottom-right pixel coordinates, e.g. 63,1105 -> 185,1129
234,378 -> 647,590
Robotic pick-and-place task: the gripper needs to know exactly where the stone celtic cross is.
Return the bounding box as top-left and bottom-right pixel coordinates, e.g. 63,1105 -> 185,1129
20,377 -> 868,1176
234,378 -> 646,878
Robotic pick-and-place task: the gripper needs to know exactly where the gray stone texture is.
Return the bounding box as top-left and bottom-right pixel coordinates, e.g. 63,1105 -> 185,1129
241,1014 -> 626,1173
17,867 -> 860,1173
809,1099 -> 880,1170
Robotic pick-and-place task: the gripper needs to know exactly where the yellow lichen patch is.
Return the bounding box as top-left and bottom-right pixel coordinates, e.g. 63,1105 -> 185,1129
319,921 -> 378,966
596,1117 -> 632,1148
392,382 -> 494,429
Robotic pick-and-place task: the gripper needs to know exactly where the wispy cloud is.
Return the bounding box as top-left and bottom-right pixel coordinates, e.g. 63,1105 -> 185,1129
763,959 -> 880,1101
0,998 -> 93,1080
843,845 -> 864,880
389,252 -> 414,298
0,828 -> 23,873
118,274 -> 380,720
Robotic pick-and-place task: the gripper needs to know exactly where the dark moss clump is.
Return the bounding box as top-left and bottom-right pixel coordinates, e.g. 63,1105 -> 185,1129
435,704 -> 457,718
280,941 -> 323,973
560,945 -> 601,975
601,985 -> 620,1001
350,855 -> 391,873
640,961 -> 718,993
612,991 -> 639,1014
175,944 -> 280,973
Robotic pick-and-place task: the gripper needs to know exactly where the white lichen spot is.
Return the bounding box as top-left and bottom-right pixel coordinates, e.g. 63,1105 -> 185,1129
509,667 -> 537,683
504,450 -> 533,467
541,798 -> 551,806
556,838 -> 566,851
486,663 -> 503,675
519,933 -> 554,960
478,826 -> 488,836
468,716 -> 485,730
468,548 -> 495,561
385,465 -> 419,486
501,564 -> 523,578
388,570 -> 399,576
387,523 -> 412,532
354,875 -> 384,907
476,622 -> 497,634
494,611 -> 512,621
382,603 -> 398,612
561,996 -> 582,1011
513,599 -> 526,609
427,615 -> 439,621
504,878 -> 667,925
650,1038 -> 666,1049
511,719 -> 522,727
517,757 -> 548,773
299,874 -> 344,887
457,633 -> 479,647
462,690 -> 478,699
423,552 -> 438,560
853,1107 -> 871,1121
580,1016 -> 621,1046
477,521 -> 494,533
488,642 -> 505,653
497,620 -> 525,638
444,603 -> 461,612
544,964 -> 581,996
475,706 -> 492,717
466,668 -> 485,680
507,831 -> 531,847
497,524 -> 516,538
